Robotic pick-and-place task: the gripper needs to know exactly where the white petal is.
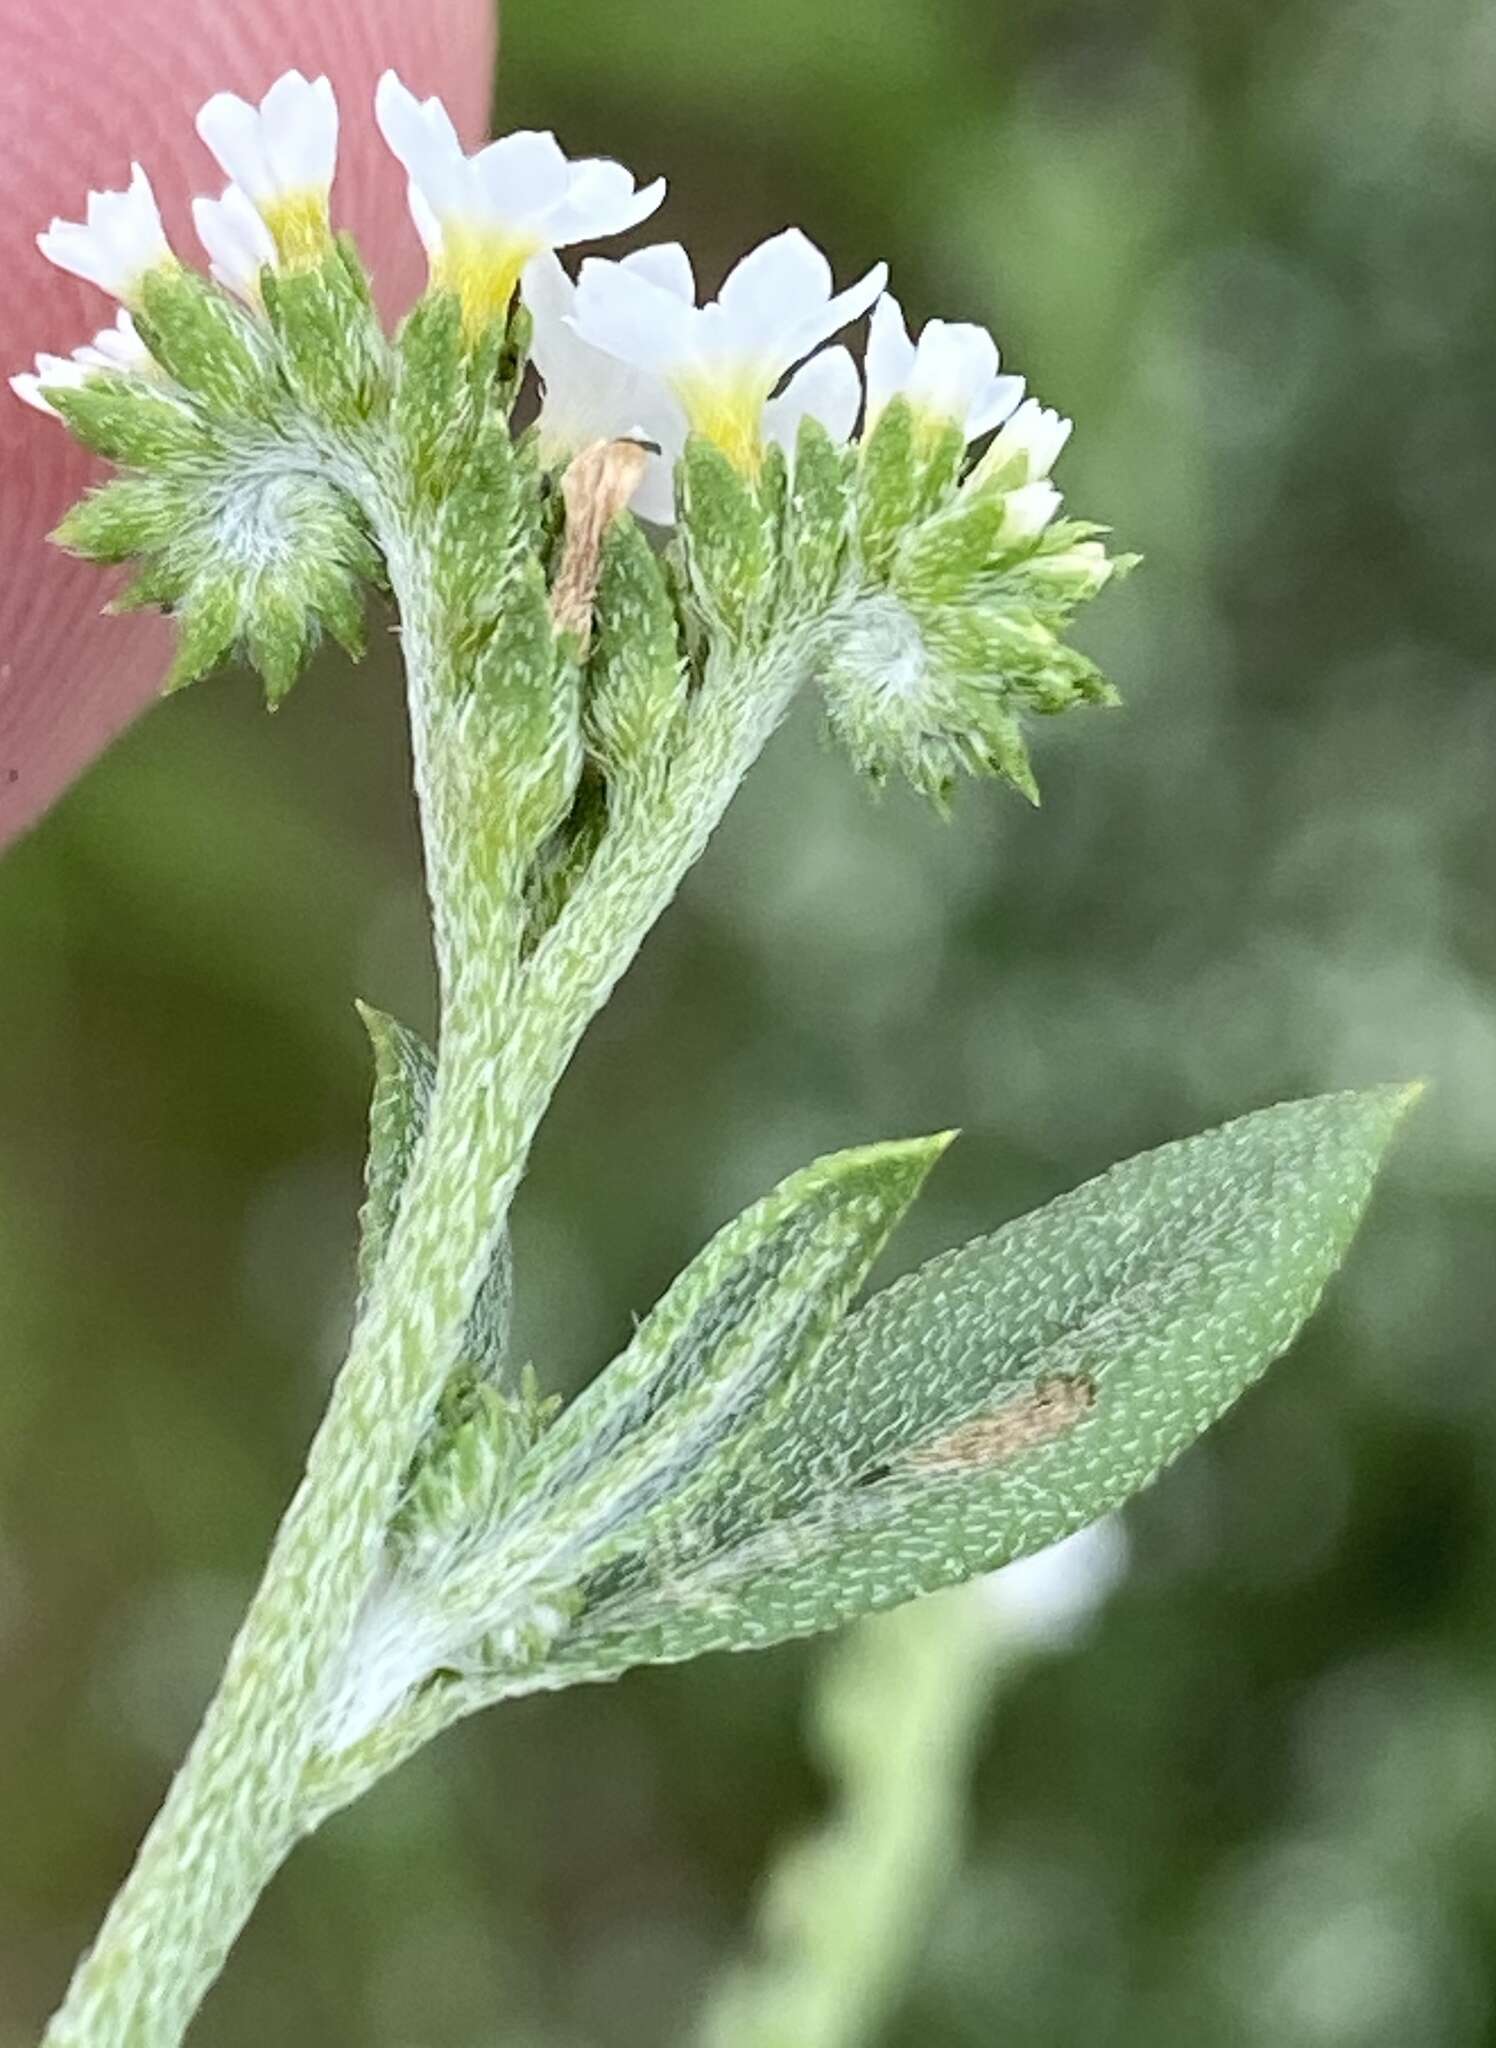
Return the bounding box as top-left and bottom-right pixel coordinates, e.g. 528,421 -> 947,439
906,320 -> 998,427
10,371 -> 56,415
36,223 -> 113,295
865,292 -> 916,424
630,451 -> 678,526
10,353 -> 89,416
717,227 -> 834,355
1000,480 -> 1063,540
527,251 -> 685,465
472,129 -> 571,226
764,344 -> 862,451
783,258 -> 888,369
621,242 -> 695,303
196,92 -> 273,203
75,311 -> 151,372
193,185 -> 276,299
572,256 -> 696,374
259,70 -> 338,192
544,159 -> 665,245
523,246 -> 576,329
405,181 -> 443,258
982,1519 -> 1127,1648
374,71 -> 468,220
968,374 -> 1026,440
37,164 -> 170,302
987,398 -> 1073,481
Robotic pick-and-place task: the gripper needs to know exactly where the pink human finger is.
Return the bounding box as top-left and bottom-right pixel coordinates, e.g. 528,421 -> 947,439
0,0 -> 497,849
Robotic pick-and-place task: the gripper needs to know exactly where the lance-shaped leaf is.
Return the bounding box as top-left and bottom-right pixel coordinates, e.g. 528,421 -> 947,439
519,1085 -> 1414,1681
433,1133 -> 953,1626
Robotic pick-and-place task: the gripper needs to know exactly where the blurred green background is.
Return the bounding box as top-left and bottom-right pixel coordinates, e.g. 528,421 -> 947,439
5,0 -> 1496,2041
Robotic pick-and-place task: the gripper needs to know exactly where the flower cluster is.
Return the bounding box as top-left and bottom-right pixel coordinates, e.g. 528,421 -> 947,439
13,67 -> 1053,519
12,68 -> 1130,797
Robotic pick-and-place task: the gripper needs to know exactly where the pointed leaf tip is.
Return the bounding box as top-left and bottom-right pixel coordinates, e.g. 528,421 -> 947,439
522,1086 -> 1413,1682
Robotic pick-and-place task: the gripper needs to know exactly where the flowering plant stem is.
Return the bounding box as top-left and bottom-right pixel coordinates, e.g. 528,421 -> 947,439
23,64 -> 1409,2048
41,531 -> 803,2048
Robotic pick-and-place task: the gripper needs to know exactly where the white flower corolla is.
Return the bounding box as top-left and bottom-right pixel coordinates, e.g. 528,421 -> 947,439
10,312 -> 153,417
525,250 -> 685,524
571,228 -> 886,474
762,344 -> 863,452
982,1516 -> 1128,1650
74,310 -> 152,374
528,249 -> 863,523
195,71 -> 339,268
375,71 -> 664,337
192,185 -> 278,301
998,480 -> 1065,542
865,292 -> 1024,444
10,355 -> 92,416
976,396 -> 1073,487
37,164 -> 174,307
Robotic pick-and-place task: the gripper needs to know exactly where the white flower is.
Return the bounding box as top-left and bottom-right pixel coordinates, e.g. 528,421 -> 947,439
10,313 -> 153,418
75,310 -> 152,374
982,1517 -> 1128,1649
571,228 -> 886,473
762,345 -> 863,453
976,396 -> 1073,486
192,185 -> 278,301
526,248 -> 863,524
525,250 -> 685,524
195,71 -> 339,267
375,72 -> 664,336
999,480 -> 1065,542
10,354 -> 93,417
865,292 -> 1024,443
37,164 -> 173,307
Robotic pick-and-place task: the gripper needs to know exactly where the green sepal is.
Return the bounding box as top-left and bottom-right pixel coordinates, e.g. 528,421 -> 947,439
247,582 -> 312,708
435,417 -> 527,653
586,518 -> 687,778
135,267 -> 268,415
470,555 -> 558,707
137,473 -> 380,702
532,1086 -> 1417,1679
52,476 -> 188,563
894,486 -> 1014,604
163,581 -> 241,694
678,436 -> 770,639
855,398 -> 923,579
466,562 -> 584,856
262,240 -> 389,426
48,377 -> 215,468
822,487 -> 1131,804
306,558 -> 369,665
959,694 -> 1039,804
784,418 -> 852,611
391,290 -> 467,493
912,416 -> 967,513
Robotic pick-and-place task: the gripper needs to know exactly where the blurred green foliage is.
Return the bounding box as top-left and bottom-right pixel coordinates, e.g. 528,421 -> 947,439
4,0 -> 1496,2041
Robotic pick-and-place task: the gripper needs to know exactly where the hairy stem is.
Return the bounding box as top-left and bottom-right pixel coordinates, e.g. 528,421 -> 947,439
40,552 -> 802,2046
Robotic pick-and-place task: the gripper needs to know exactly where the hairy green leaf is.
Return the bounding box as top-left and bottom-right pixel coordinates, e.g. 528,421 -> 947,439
460,1132 -> 953,1612
533,1086 -> 1414,1679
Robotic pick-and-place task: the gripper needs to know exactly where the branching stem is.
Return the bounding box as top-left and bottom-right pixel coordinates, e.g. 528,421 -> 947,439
39,496 -> 803,2047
